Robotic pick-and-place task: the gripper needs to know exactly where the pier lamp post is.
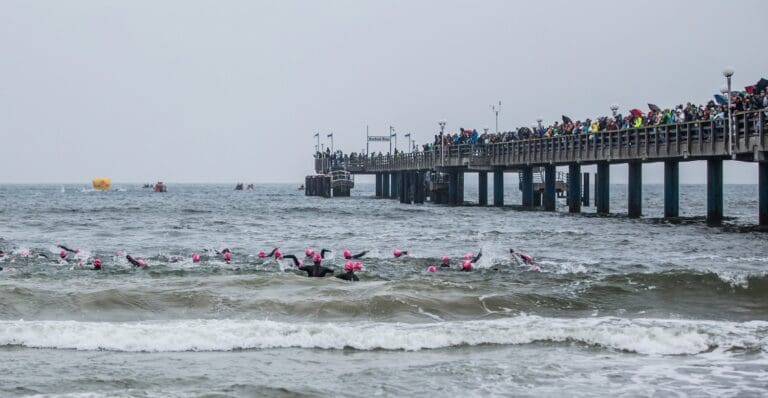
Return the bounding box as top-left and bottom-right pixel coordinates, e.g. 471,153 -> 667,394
404,133 -> 411,153
389,126 -> 396,154
722,66 -> 735,157
491,101 -> 501,134
610,104 -> 619,117
439,119 -> 447,167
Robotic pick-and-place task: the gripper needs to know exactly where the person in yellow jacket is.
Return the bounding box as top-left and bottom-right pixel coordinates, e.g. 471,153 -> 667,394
633,116 -> 643,128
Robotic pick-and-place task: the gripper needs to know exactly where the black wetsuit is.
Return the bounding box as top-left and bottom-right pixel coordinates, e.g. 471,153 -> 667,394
346,251 -> 368,260
335,271 -> 359,281
298,264 -> 334,277
283,254 -> 301,266
460,251 -> 482,272
320,249 -> 331,259
266,248 -> 278,258
126,255 -> 143,268
57,245 -> 78,253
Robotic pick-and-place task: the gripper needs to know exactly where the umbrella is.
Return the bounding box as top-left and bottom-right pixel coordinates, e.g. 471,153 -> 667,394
630,108 -> 643,117
745,85 -> 756,94
755,78 -> 768,94
562,115 -> 573,125
648,103 -> 661,112
714,94 -> 727,105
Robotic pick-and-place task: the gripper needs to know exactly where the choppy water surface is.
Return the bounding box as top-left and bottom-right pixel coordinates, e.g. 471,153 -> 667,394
0,183 -> 766,397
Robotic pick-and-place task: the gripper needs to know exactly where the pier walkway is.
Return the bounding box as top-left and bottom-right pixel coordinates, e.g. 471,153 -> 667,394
310,110 -> 768,227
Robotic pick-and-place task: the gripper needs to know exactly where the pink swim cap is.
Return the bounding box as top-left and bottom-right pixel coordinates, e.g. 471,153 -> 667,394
393,249 -> 402,257
75,248 -> 81,253
313,253 -> 322,263
343,250 -> 352,259
93,258 -> 102,267
305,248 -> 314,257
137,259 -> 146,266
258,251 -> 266,258
463,252 -> 473,260
522,254 -> 532,263
274,249 -> 283,259
192,253 -> 200,263
427,265 -> 437,273
441,256 -> 449,264
344,261 -> 354,272
353,262 -> 362,271
461,260 -> 472,269
223,252 -> 232,261
59,250 -> 67,259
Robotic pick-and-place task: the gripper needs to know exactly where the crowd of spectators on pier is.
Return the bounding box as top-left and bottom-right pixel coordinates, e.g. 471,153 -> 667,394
431,81 -> 768,147
315,77 -> 767,161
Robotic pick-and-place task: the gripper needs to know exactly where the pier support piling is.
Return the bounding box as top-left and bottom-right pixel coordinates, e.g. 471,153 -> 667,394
582,172 -> 590,207
493,168 -> 504,207
521,167 -> 534,207
382,172 -> 390,198
596,162 -> 610,214
664,160 -> 679,218
707,158 -> 723,225
628,161 -> 642,218
760,162 -> 768,228
478,171 -> 488,206
391,172 -> 400,198
544,165 -> 556,211
568,164 -> 581,213
375,173 -> 383,197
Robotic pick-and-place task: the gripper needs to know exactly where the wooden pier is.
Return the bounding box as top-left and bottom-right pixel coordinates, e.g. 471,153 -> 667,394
310,110 -> 768,227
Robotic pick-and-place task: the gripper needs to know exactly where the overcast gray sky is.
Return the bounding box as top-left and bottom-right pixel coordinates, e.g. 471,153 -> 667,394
1,0 -> 766,184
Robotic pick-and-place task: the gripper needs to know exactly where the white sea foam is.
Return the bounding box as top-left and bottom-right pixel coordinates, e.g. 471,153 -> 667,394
0,316 -> 764,355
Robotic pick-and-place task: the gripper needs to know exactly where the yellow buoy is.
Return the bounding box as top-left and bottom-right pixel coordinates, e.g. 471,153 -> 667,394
91,177 -> 111,191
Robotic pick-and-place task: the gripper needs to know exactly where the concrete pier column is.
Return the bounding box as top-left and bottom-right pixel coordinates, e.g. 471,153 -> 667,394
399,172 -> 406,203
596,162 -> 610,214
582,173 -> 590,207
707,158 -> 723,225
382,172 -> 390,198
375,173 -> 383,197
568,164 -> 581,213
478,171 -> 488,206
664,160 -> 679,218
493,168 -> 504,207
521,166 -> 534,207
544,165 -> 556,211
414,172 -> 425,204
628,161 -> 642,218
759,162 -> 768,227
448,170 -> 457,205
392,172 -> 400,198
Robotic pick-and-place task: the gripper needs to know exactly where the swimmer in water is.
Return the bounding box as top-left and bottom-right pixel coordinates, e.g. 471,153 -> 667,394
427,265 -> 437,273
335,261 -> 359,281
510,249 -> 540,271
223,251 -> 232,263
440,256 -> 451,268
460,250 -> 482,272
92,258 -> 102,270
126,254 -> 147,268
393,249 -> 409,258
343,249 -> 368,260
297,253 -> 334,277
258,248 -> 279,259
57,244 -> 79,254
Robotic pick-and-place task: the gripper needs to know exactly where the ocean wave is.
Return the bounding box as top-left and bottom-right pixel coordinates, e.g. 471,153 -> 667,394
0,316 -> 765,355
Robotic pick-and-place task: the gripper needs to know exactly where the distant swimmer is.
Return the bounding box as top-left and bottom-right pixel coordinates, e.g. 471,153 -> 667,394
92,258 -> 102,270
57,244 -> 79,254
460,251 -> 482,272
223,251 -> 232,263
258,248 -> 279,259
335,261 -> 360,281
305,248 -> 332,259
427,265 -> 437,273
440,256 -> 451,268
126,254 -> 147,268
343,249 -> 368,260
510,249 -> 540,271
192,253 -> 201,263
393,249 -> 409,258
297,253 -> 334,277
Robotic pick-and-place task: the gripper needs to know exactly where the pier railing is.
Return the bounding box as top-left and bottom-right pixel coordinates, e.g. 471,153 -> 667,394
315,110 -> 766,174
